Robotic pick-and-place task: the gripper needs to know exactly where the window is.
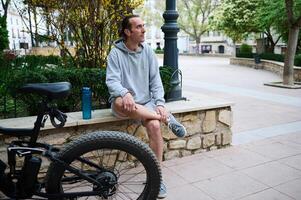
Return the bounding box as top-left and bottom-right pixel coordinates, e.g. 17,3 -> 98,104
12,28 -> 16,38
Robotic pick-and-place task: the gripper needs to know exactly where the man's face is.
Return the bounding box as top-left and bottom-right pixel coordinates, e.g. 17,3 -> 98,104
126,17 -> 146,43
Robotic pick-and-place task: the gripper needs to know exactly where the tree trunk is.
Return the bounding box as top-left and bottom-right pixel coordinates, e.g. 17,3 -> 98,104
33,7 -> 39,47
232,39 -> 236,57
283,27 -> 299,85
196,37 -> 200,54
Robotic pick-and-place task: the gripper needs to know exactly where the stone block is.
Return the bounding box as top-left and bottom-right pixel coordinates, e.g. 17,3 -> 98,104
169,140 -> 186,149
222,130 -> 232,145
40,132 -> 71,145
163,142 -> 168,152
187,136 -> 201,150
194,148 -> 207,154
182,113 -> 199,122
202,110 -> 216,133
162,124 -> 178,140
215,133 -> 222,146
182,118 -> 201,136
202,133 -> 215,148
181,150 -> 192,157
132,125 -> 148,143
164,150 -> 180,160
218,109 -> 232,127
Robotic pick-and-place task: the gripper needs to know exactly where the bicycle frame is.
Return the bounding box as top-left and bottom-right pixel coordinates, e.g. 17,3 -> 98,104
0,100 -> 109,199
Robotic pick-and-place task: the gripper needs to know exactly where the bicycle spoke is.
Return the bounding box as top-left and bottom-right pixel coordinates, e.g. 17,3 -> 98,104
57,148 -> 148,199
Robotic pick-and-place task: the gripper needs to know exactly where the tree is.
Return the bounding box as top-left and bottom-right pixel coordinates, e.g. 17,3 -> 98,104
1,0 -> 10,19
0,16 -> 9,51
16,0 -> 143,68
283,0 -> 301,85
210,0 -> 259,55
254,0 -> 284,53
178,0 -> 219,54
0,0 -> 10,52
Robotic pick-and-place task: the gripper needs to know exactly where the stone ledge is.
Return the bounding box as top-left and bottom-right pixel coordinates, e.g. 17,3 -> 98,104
264,81 -> 301,89
230,57 -> 301,82
0,92 -> 233,130
0,92 -> 234,161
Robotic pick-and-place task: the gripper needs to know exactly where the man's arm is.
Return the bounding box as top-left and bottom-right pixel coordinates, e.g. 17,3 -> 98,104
106,50 -> 129,98
148,48 -> 165,107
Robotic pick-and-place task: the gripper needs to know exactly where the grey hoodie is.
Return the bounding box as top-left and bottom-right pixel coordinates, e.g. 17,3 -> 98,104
106,39 -> 165,107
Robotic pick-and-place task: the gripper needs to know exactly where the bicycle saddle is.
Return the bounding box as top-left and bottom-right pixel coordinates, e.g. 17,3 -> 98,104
20,82 -> 71,100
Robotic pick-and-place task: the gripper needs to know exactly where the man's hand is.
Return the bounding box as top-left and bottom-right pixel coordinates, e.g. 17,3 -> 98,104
156,105 -> 168,123
122,93 -> 136,112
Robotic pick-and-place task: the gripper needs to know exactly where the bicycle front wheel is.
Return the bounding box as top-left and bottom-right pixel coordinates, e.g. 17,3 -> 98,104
45,131 -> 161,200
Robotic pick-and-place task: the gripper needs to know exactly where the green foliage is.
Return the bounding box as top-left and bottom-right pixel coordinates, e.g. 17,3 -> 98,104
260,53 -> 284,62
5,66 -> 109,116
1,55 -> 174,118
159,66 -> 173,97
236,52 -> 301,67
239,44 -> 252,54
0,16 -> 9,51
236,52 -> 254,58
178,0 -> 218,49
210,0 -> 260,42
12,55 -> 62,69
24,0 -> 144,68
154,49 -> 164,54
295,54 -> 301,67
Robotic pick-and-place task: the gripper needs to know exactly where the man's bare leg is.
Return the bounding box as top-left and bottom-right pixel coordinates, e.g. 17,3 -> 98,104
143,119 -> 164,163
113,97 -> 164,162
113,97 -> 163,122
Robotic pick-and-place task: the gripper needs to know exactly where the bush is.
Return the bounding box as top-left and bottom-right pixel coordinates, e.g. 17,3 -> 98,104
159,66 -> 173,96
295,54 -> 301,67
6,66 -> 109,116
260,53 -> 284,62
239,44 -> 252,54
236,52 -> 301,67
1,55 -> 174,117
236,52 -> 254,58
154,49 -> 164,54
12,55 -> 62,69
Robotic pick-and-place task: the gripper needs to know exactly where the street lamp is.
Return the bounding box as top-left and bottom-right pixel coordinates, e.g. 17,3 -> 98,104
161,0 -> 185,101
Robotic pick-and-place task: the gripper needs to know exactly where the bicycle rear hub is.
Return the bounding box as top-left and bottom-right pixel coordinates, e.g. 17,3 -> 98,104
94,171 -> 117,198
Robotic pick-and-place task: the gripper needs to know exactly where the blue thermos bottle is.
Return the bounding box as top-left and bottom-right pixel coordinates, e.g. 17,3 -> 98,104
82,87 -> 92,119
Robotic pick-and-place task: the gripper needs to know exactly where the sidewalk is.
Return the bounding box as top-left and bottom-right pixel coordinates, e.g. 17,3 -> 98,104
162,131 -> 301,200
159,56 -> 301,200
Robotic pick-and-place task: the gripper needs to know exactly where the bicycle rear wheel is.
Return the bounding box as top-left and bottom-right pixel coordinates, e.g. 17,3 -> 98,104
45,131 -> 161,200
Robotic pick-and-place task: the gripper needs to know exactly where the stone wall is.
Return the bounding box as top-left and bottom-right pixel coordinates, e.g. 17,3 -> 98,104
230,57 -> 301,82
1,107 -> 232,162
30,47 -> 76,56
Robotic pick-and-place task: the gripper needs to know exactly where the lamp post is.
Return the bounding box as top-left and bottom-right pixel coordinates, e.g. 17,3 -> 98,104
161,0 -> 184,101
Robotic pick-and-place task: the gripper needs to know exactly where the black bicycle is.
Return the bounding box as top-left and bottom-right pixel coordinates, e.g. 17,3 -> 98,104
0,82 -> 161,200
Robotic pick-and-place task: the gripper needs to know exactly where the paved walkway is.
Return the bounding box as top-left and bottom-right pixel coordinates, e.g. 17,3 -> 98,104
158,56 -> 301,200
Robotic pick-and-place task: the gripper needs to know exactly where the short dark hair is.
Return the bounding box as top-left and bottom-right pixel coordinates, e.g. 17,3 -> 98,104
119,14 -> 140,38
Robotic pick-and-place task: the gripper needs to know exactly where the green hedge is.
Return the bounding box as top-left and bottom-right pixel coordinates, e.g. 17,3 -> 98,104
239,44 -> 252,54
6,66 -> 109,115
295,54 -> 301,66
236,52 -> 301,67
236,52 -> 254,58
1,55 -> 174,117
154,49 -> 164,54
260,53 -> 284,62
